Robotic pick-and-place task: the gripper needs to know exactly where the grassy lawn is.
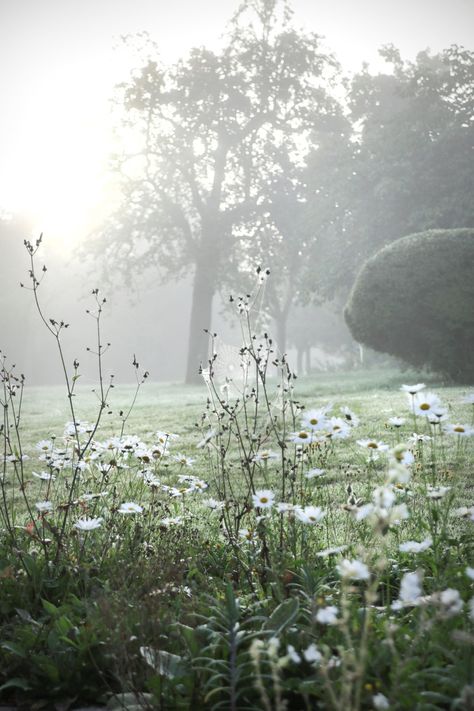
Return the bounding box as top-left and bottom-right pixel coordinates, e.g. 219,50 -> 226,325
1,363 -> 473,709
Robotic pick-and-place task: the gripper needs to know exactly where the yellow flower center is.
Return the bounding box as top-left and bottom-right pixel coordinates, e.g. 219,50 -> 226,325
420,403 -> 430,411
260,497 -> 268,504
454,426 -> 465,433
310,418 -> 318,425
368,442 -> 378,449
299,432 -> 308,439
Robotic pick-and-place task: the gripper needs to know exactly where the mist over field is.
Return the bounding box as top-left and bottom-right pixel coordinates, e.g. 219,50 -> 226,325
1,0 -> 473,386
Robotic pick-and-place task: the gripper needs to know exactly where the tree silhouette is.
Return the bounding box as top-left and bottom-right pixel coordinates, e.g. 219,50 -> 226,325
92,0 -> 340,382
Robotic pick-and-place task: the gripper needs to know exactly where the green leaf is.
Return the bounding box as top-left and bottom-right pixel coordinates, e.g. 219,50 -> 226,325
0,676 -> 31,692
42,599 -> 59,617
1,640 -> 28,657
177,623 -> 199,656
140,647 -> 187,679
263,598 -> 299,636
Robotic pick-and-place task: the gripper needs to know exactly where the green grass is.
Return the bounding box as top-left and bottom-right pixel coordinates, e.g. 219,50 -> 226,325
20,365 -> 471,445
2,364 -> 473,709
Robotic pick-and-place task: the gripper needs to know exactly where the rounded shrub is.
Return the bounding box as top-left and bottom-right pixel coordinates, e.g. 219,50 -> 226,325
344,229 -> 474,383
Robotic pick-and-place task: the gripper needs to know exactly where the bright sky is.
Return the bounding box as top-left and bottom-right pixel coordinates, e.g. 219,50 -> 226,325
0,0 -> 473,251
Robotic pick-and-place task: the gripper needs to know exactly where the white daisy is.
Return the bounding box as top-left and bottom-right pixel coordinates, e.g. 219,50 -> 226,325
252,450 -> 279,463
303,643 -> 322,664
400,383 -> 425,395
399,537 -> 432,553
35,500 -> 53,513
337,558 -> 370,581
411,392 -> 442,417
305,467 -> 326,479
388,416 -> 405,428
316,606 -> 339,624
301,408 -> 329,431
32,471 -> 56,481
74,517 -> 103,531
118,502 -> 143,514
340,406 -> 360,427
296,505 -> 325,524
443,423 -> 474,437
289,430 -> 314,445
252,489 -> 275,509
392,571 -> 423,610
357,439 -> 389,453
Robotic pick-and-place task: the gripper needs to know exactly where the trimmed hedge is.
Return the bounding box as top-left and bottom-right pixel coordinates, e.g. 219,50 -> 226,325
344,229 -> 474,383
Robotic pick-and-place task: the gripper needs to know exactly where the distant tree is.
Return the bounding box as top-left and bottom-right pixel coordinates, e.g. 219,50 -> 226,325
225,103 -> 349,355
89,0 -> 341,382
305,45 -> 474,301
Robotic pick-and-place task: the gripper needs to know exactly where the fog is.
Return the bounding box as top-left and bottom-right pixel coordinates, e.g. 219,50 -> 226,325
1,0 -> 473,386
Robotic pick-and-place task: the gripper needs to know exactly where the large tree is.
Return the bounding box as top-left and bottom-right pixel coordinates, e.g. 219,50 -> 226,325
304,44 -> 474,301
92,0 -> 340,382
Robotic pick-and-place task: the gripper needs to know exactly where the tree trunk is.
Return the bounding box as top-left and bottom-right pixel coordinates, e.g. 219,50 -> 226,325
297,347 -> 303,375
275,315 -> 287,357
185,256 -> 215,385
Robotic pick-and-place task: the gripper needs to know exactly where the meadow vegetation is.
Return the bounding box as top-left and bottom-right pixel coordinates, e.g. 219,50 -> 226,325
0,246 -> 473,710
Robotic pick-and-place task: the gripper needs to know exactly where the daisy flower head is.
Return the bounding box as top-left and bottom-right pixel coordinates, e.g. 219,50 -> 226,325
289,430 -> 314,445
32,471 -> 56,481
301,408 -> 329,431
327,417 -> 351,439
392,570 -> 423,610
252,489 -> 275,509
454,505 -> 474,520
337,558 -> 370,581
155,430 -> 179,445
35,500 -> 53,513
340,406 -> 360,427
357,439 -> 389,453
401,383 -> 425,395
390,443 -> 414,466
388,416 -> 406,428
277,502 -> 301,514
409,433 -> 432,444
387,462 -> 411,485
426,485 -> 451,500
35,439 -> 54,452
286,645 -> 301,664
74,517 -> 103,531
411,392 -> 442,417
443,423 -> 474,437
399,537 -> 432,554
173,453 -> 195,467
305,467 -> 326,479
118,502 -> 143,514
316,605 -> 339,625
316,544 -> 348,558
160,516 -> 182,527
203,498 -> 225,511
438,588 -> 464,617
296,505 -> 325,525
239,528 -> 257,542
373,693 -> 390,710
252,450 -> 279,463
303,643 -> 322,664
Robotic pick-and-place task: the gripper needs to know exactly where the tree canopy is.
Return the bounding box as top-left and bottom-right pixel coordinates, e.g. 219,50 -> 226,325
91,0 -> 343,381
304,44 -> 474,301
